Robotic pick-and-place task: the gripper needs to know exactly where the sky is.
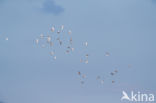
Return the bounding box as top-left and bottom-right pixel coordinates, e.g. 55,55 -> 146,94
0,0 -> 156,103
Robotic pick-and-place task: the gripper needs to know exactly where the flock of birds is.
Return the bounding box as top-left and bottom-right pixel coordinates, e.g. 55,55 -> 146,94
35,25 -> 75,60
35,26 -> 90,64
77,67 -> 118,86
34,25 -> 132,86
0,25 -> 132,87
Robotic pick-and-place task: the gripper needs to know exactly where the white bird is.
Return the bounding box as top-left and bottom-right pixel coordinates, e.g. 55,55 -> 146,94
5,37 -> 8,41
61,25 -> 64,31
57,30 -> 60,34
85,42 -> 88,47
71,48 -> 74,51
121,91 -> 131,101
40,34 -> 44,39
51,27 -> 55,32
35,39 -> 39,44
47,36 -> 51,43
68,30 -> 72,35
85,60 -> 88,64
54,56 -> 57,60
50,51 -> 54,56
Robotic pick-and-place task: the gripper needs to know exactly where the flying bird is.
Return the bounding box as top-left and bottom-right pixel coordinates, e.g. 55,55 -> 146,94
105,52 -> 110,56
50,51 -> 54,56
51,27 -> 55,32
68,30 -> 72,35
71,48 -> 74,51
85,60 -> 88,64
5,37 -> 8,41
54,56 -> 57,60
85,42 -> 88,47
110,72 -> 114,76
85,54 -> 89,58
35,39 -> 39,44
47,36 -> 51,43
112,80 -> 115,83
57,30 -> 60,34
40,34 -> 44,39
61,25 -> 64,31
77,71 -> 81,75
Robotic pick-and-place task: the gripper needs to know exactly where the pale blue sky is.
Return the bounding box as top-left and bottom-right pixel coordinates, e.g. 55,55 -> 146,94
0,0 -> 156,103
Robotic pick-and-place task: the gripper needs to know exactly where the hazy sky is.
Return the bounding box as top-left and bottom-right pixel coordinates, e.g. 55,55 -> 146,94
0,0 -> 156,103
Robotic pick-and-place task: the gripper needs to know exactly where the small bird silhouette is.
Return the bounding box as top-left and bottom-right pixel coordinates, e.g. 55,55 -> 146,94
121,91 -> 131,101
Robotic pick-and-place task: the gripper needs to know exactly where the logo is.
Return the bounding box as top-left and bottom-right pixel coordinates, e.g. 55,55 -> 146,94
121,91 -> 155,102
